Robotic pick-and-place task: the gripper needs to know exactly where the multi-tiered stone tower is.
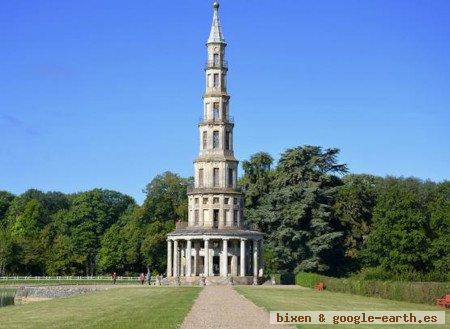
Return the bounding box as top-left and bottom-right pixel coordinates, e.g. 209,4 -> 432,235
166,2 -> 263,285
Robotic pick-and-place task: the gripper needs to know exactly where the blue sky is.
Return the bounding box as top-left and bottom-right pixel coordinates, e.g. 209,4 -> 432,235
1,0 -> 449,204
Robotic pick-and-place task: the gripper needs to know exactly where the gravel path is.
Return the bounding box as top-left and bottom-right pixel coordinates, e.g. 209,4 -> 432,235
180,285 -> 294,329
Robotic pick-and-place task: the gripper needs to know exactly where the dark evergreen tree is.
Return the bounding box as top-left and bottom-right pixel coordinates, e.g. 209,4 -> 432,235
243,146 -> 347,275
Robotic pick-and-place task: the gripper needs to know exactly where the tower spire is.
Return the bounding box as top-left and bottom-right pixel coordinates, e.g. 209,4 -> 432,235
208,2 -> 226,44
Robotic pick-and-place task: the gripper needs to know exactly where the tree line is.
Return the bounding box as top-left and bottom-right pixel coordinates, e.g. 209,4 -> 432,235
0,172 -> 189,276
241,146 -> 449,281
0,145 -> 448,281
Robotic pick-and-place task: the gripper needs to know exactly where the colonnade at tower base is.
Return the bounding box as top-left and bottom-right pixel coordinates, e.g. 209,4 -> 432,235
166,230 -> 264,285
167,276 -> 261,286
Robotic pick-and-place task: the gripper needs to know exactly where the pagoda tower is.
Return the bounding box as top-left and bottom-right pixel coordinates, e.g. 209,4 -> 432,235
166,2 -> 263,285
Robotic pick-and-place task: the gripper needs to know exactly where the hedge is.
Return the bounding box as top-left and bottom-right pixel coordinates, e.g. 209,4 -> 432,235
295,272 -> 449,305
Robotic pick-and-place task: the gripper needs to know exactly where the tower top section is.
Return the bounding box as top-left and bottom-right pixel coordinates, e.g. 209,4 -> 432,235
207,1 -> 226,44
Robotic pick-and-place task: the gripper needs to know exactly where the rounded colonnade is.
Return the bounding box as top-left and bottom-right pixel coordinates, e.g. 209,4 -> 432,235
167,230 -> 263,285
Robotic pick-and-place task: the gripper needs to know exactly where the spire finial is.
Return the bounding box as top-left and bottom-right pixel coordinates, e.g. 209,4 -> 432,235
207,1 -> 225,44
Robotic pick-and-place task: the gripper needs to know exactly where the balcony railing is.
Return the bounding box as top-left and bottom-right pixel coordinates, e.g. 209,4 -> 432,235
205,60 -> 228,69
199,116 -> 234,124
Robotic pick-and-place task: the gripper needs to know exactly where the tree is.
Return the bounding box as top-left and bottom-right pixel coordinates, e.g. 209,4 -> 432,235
428,181 -> 450,278
361,178 -> 434,277
98,206 -> 143,274
139,172 -> 188,273
241,153 -> 277,273
243,146 -> 347,275
140,221 -> 174,274
241,152 -> 274,228
59,189 -> 135,275
6,199 -> 47,274
44,235 -> 79,275
5,189 -> 70,228
333,174 -> 379,271
141,172 -> 191,223
0,228 -> 12,276
0,191 -> 15,227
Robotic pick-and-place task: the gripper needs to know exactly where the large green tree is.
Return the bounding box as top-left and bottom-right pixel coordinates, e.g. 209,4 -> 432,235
141,172 -> 191,223
0,227 -> 12,276
333,174 -> 379,271
428,181 -> 450,277
0,191 -> 15,226
54,189 -> 135,275
98,206 -> 143,274
243,146 -> 347,276
361,178 -> 436,278
139,172 -> 188,274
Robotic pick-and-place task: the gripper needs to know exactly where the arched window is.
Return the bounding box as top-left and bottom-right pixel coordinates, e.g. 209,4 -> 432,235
213,168 -> 219,187
194,210 -> 199,225
228,168 -> 233,187
198,169 -> 204,187
213,74 -> 219,87
225,131 -> 230,150
213,102 -> 220,120
233,210 -> 238,226
202,131 -> 207,149
213,131 -> 219,149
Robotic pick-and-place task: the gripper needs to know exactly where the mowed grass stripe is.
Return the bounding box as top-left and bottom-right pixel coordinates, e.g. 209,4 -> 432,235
0,286 -> 201,329
235,286 -> 450,329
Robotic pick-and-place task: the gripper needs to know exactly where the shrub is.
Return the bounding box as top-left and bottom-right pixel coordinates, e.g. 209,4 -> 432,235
0,289 -> 16,307
355,267 -> 449,282
295,272 -> 321,288
295,272 -> 449,305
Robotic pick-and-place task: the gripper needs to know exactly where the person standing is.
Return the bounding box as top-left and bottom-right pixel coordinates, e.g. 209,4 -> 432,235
112,272 -> 117,285
139,273 -> 145,285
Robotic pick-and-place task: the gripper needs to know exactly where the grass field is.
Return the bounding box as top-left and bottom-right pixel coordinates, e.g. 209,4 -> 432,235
0,286 -> 200,329
235,286 -> 450,329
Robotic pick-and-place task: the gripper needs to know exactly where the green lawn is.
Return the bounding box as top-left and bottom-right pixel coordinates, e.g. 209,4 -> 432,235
0,286 -> 200,329
235,286 -> 450,329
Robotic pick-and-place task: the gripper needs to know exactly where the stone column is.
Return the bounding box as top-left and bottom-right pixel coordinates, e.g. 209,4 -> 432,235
259,239 -> 264,277
204,238 -> 209,276
173,239 -> 179,277
231,256 -> 238,276
222,238 -> 228,276
240,238 -> 246,277
167,239 -> 172,277
194,241 -> 200,276
179,247 -> 186,276
209,250 -> 213,276
186,239 -> 192,277
253,239 -> 258,278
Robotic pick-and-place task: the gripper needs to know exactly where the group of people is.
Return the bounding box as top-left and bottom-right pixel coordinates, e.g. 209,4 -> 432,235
111,272 -> 161,285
